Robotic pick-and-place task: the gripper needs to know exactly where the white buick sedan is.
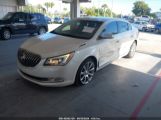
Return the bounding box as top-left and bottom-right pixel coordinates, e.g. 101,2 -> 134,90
17,17 -> 139,87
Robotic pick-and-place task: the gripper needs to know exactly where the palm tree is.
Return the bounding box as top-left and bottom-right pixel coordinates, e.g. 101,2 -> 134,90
44,2 -> 49,11
102,4 -> 108,9
63,7 -> 67,13
37,4 -> 43,13
44,2 -> 54,12
50,2 -> 54,9
102,4 -> 108,17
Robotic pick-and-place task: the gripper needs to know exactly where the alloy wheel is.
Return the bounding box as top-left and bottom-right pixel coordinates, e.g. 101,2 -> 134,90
3,30 -> 11,40
80,61 -> 95,85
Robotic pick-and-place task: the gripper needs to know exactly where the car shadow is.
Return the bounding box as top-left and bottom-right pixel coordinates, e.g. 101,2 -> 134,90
0,63 -> 159,117
137,50 -> 161,58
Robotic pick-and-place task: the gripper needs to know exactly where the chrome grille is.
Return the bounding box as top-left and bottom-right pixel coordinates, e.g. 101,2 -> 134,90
18,49 -> 41,67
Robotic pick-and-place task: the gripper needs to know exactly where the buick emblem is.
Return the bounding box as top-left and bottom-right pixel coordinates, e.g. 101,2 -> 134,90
21,53 -> 26,60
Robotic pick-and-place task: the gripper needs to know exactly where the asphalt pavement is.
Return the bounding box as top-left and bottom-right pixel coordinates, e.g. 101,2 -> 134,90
0,31 -> 161,119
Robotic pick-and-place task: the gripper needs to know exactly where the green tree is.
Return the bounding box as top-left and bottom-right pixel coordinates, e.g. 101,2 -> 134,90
63,7 -> 68,14
37,4 -> 44,13
21,4 -> 47,15
22,4 -> 36,13
81,6 -> 115,17
132,1 -> 151,16
44,2 -> 54,12
149,13 -> 156,19
83,7 -> 96,16
102,4 -> 108,17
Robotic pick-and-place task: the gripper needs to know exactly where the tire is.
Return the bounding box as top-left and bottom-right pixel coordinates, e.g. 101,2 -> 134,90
142,27 -> 146,32
38,27 -> 46,35
126,42 -> 137,58
75,58 -> 96,86
1,29 -> 11,40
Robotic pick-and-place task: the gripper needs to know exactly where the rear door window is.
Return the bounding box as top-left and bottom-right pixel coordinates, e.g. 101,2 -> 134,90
13,13 -> 26,23
103,21 -> 118,34
30,14 -> 41,22
117,21 -> 129,33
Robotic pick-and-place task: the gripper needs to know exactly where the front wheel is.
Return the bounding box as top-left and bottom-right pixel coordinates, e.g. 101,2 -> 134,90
142,27 -> 146,32
126,42 -> 137,58
1,29 -> 11,40
75,58 -> 96,86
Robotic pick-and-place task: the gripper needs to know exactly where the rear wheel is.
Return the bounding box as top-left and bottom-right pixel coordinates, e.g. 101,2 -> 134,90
1,29 -> 11,40
75,58 -> 96,86
38,27 -> 46,35
126,42 -> 137,58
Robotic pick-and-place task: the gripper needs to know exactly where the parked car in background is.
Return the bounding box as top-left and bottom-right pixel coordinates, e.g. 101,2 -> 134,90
132,21 -> 148,31
45,16 -> 52,24
145,23 -> 155,32
54,17 -> 63,24
0,12 -> 48,40
138,15 -> 150,22
63,17 -> 70,23
132,21 -> 154,32
155,23 -> 161,34
17,17 -> 139,87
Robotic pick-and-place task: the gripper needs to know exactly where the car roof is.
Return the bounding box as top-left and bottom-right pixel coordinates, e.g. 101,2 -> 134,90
76,17 -> 129,23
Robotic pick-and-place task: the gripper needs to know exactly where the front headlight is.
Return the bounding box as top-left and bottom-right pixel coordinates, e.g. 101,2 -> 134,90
44,52 -> 74,66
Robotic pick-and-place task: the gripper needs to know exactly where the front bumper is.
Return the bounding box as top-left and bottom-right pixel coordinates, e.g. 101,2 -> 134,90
17,58 -> 79,87
143,27 -> 155,31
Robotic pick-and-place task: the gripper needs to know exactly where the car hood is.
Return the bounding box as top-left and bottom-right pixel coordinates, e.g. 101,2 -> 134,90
0,20 -> 9,25
21,33 -> 87,58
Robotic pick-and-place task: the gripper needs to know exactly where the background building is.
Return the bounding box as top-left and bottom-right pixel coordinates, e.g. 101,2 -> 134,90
0,0 -> 27,18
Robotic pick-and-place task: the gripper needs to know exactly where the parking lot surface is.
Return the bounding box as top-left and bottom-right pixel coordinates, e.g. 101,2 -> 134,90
0,30 -> 161,119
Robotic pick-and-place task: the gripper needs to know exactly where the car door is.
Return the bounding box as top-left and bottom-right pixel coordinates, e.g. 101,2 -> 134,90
26,14 -> 38,33
117,21 -> 133,58
12,13 -> 27,34
98,21 -> 120,67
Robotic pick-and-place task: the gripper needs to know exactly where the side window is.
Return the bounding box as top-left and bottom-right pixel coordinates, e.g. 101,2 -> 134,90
118,21 -> 129,33
30,14 -> 41,22
62,25 -> 71,31
13,13 -> 25,23
36,14 -> 41,20
102,21 -> 118,34
30,15 -> 37,22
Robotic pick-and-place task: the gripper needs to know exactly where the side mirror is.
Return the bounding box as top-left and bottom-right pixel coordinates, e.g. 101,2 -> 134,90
98,32 -> 113,40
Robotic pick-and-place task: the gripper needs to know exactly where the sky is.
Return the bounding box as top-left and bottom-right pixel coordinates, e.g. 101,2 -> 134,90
27,0 -> 161,15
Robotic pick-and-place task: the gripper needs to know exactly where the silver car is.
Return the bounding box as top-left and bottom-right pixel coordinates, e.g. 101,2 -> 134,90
17,17 -> 139,87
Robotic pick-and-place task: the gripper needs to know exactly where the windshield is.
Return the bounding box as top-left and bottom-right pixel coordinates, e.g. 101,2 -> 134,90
2,12 -> 14,20
51,19 -> 103,39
